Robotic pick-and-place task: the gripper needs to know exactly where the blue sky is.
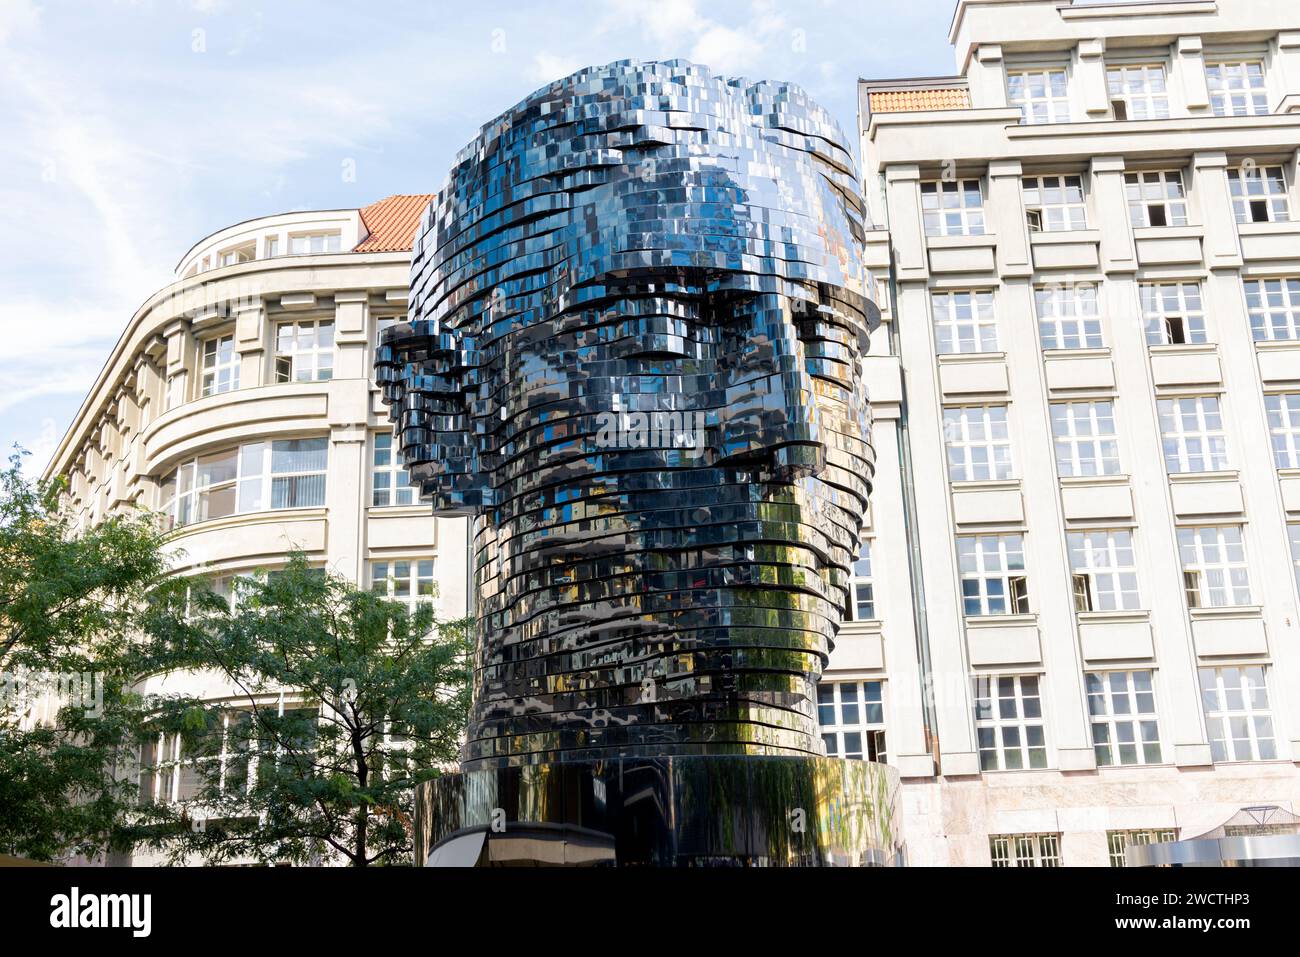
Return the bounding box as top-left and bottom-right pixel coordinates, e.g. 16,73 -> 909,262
0,0 -> 957,475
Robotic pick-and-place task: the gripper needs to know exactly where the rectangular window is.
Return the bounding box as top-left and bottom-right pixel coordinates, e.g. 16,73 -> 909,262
199,334 -> 240,397
288,232 -> 342,255
1051,400 -> 1120,477
1087,670 -> 1162,766
1265,394 -> 1300,469
1245,278 -> 1300,341
990,833 -> 1061,867
1178,525 -> 1251,608
274,319 -> 334,382
1157,396 -> 1227,473
944,405 -> 1013,482
217,242 -> 255,268
1108,829 -> 1176,868
920,179 -> 985,237
1289,524 -> 1300,596
817,680 -> 886,763
1140,282 -> 1206,345
1035,282 -> 1102,350
1107,64 -> 1169,120
931,289 -> 997,354
369,559 -> 436,616
1229,166 -> 1291,224
974,674 -> 1046,770
265,236 -> 280,257
1206,61 -> 1268,117
1124,170 -> 1188,228
1007,68 -> 1070,125
959,534 -> 1028,617
160,438 -> 327,529
372,431 -> 415,506
1022,175 -> 1087,231
1199,666 -> 1276,762
847,540 -> 875,621
1068,530 -> 1140,612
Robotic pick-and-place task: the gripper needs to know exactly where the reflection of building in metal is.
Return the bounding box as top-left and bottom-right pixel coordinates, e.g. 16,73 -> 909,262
1128,805 -> 1300,866
378,59 -> 899,865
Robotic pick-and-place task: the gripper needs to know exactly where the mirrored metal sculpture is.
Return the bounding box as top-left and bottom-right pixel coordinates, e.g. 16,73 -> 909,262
376,58 -> 900,865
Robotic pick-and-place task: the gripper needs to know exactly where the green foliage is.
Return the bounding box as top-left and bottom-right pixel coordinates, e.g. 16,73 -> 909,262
135,553 -> 473,866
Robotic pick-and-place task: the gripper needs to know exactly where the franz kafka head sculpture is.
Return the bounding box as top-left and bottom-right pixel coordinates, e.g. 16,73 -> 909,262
376,59 -> 879,770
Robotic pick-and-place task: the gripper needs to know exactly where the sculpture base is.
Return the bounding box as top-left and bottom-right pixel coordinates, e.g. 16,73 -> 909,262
414,755 -> 903,867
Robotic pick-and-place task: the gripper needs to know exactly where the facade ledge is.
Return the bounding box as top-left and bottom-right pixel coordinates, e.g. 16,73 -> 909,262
1254,339 -> 1300,353
1133,224 -> 1204,242
1188,604 -> 1263,621
1077,609 -> 1150,625
163,506 -> 328,545
1168,469 -> 1239,485
1041,346 -> 1111,360
1060,472 -> 1131,488
926,232 -> 997,250
965,613 -> 1038,631
1149,342 -> 1217,357
937,350 -> 1007,365
1028,228 -> 1100,246
950,478 -> 1020,493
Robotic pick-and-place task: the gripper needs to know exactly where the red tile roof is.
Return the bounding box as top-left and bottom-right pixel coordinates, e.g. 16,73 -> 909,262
353,194 -> 434,253
869,88 -> 970,114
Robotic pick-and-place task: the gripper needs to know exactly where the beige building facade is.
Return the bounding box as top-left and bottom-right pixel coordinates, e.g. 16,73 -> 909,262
822,0 -> 1300,865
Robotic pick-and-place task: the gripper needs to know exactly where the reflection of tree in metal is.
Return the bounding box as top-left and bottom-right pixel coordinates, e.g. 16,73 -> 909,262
377,59 -> 879,770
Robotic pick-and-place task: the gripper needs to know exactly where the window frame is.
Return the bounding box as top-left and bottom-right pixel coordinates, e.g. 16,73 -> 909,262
1050,400 -> 1120,478
1022,174 -> 1087,232
1124,170 -> 1188,228
371,430 -> 416,507
1198,666 -> 1276,762
1068,529 -> 1140,612
1228,165 -> 1291,225
198,332 -> 240,398
1178,524 -> 1252,609
990,833 -> 1062,867
1157,395 -> 1228,474
1245,277 -> 1300,341
817,680 -> 887,763
931,289 -> 998,355
1035,281 -> 1103,350
958,534 -> 1029,617
274,318 -> 335,383
1086,669 -> 1162,766
920,179 -> 986,237
1007,67 -> 1071,125
974,674 -> 1047,770
944,404 -> 1014,483
1140,281 -> 1206,346
1106,63 -> 1170,120
1205,60 -> 1269,117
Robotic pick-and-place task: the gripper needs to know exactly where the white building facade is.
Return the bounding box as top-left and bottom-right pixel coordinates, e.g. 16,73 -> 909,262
822,0 -> 1300,865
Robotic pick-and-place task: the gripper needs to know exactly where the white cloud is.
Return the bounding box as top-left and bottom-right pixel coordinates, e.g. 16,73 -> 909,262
599,0 -> 786,75
531,52 -> 583,84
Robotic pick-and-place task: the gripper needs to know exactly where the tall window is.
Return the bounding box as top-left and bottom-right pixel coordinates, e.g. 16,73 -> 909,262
958,534 -> 1028,616
1108,829 -> 1176,868
1206,61 -> 1268,117
158,438 -> 328,529
1245,278 -> 1300,341
974,674 -> 1046,770
1068,530 -> 1139,612
372,431 -> 415,506
1124,170 -> 1188,228
199,334 -> 240,397
1228,166 -> 1291,224
1289,524 -> 1300,596
1140,282 -> 1206,346
274,319 -> 334,382
1265,393 -> 1300,469
1087,670 -> 1162,766
288,232 -> 342,254
847,540 -> 875,621
1007,68 -> 1070,125
369,559 -> 436,616
1157,396 -> 1227,473
1051,400 -> 1120,477
920,179 -> 985,237
1199,666 -> 1276,762
1178,525 -> 1251,608
817,681 -> 886,763
1106,64 -> 1169,120
1035,282 -> 1102,350
931,289 -> 997,354
944,405 -> 1012,482
990,833 -> 1061,867
1022,174 -> 1086,231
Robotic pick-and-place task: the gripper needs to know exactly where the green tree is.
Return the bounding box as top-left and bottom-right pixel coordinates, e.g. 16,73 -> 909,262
0,450 -> 168,861
135,553 -> 472,866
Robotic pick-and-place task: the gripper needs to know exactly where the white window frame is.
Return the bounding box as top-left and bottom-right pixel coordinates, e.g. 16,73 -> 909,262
1051,400 -> 1120,478
1124,170 -> 1188,228
1007,67 -> 1070,125
817,680 -> 887,763
1265,393 -> 1300,469
1245,278 -> 1300,341
1108,829 -> 1176,868
288,231 -> 342,255
1206,60 -> 1269,117
371,431 -> 415,507
1068,530 -> 1140,612
159,438 -> 328,529
1178,525 -> 1252,608
1157,395 -> 1228,473
1141,281 -> 1206,346
931,289 -> 998,354
944,405 -> 1013,482
1229,165 -> 1291,224
1022,174 -> 1087,231
920,179 -> 985,237
1199,666 -> 1277,762
1106,63 -> 1170,120
1289,523 -> 1300,598
369,558 -> 437,617
847,539 -> 875,621
199,333 -> 240,397
958,534 -> 1028,617
990,833 -> 1061,867
274,318 -> 335,383
1035,282 -> 1103,350
974,674 -> 1047,770
1086,669 -> 1162,766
